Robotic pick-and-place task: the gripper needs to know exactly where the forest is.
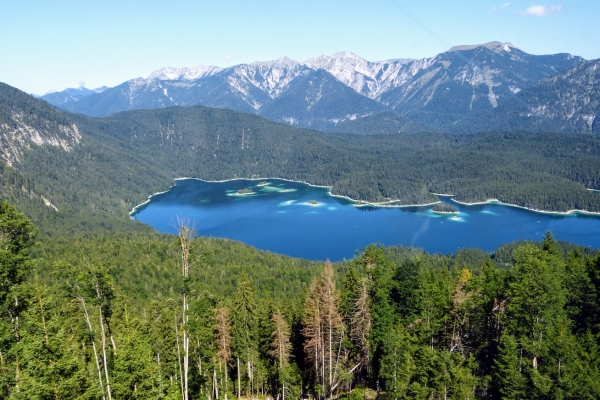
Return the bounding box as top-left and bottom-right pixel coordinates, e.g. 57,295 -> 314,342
2,83 -> 600,398
1,200 -> 600,399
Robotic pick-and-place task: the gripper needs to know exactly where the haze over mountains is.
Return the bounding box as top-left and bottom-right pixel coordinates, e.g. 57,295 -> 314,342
39,41 -> 599,134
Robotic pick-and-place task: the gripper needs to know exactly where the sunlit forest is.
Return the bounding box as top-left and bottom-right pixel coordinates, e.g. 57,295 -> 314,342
1,201 -> 599,399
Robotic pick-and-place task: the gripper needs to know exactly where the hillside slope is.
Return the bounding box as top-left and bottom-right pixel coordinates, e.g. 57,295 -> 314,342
461,59 -> 600,134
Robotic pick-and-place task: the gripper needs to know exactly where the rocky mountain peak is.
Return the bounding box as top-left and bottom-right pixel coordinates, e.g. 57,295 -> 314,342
147,65 -> 223,81
447,41 -> 519,53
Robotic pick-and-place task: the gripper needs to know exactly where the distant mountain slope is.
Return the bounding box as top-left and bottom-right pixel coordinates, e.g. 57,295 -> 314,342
304,51 -> 416,99
462,59 -> 600,134
39,42 -> 584,132
329,112 -> 430,134
40,86 -> 106,106
258,69 -> 387,130
0,83 -> 80,166
379,44 -> 583,129
54,58 -> 311,117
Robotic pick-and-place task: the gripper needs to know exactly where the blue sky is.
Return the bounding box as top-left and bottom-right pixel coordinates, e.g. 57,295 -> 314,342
2,0 -> 598,95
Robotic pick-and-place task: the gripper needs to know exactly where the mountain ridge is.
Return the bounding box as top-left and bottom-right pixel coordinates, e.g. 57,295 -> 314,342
40,42 -> 586,131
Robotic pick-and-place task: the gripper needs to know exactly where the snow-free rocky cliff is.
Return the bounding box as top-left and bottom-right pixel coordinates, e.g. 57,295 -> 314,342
1,83 -> 81,167
42,42 -> 585,131
465,59 -> 600,134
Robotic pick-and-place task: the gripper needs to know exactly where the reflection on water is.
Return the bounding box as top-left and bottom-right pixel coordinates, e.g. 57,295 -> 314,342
131,178 -> 600,261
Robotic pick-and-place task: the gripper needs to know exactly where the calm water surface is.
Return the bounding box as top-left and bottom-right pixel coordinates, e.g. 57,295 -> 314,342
130,179 -> 600,261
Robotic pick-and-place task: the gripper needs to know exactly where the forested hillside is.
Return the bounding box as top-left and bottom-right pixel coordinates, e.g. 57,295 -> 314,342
75,108 -> 600,213
1,202 -> 599,399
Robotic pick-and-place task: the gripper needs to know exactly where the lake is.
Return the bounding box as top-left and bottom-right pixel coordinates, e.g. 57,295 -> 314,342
130,178 -> 600,261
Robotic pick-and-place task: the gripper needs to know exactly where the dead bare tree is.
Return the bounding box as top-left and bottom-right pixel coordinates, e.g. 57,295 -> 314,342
215,306 -> 232,400
349,277 -> 372,380
303,261 -> 348,398
176,217 -> 195,400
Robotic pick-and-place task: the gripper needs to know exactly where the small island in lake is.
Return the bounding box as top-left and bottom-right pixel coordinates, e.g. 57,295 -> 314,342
432,203 -> 458,213
308,200 -> 320,206
257,181 -> 269,186
237,188 -> 254,195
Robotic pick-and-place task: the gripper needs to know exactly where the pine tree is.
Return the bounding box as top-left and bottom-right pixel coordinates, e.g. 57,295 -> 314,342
270,309 -> 292,400
189,291 -> 218,397
231,274 -> 258,398
379,323 -> 415,398
0,201 -> 36,397
493,334 -> 526,399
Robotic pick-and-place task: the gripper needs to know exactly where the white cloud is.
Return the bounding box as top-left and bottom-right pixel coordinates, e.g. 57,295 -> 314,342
519,4 -> 563,17
223,55 -> 234,61
490,3 -> 510,14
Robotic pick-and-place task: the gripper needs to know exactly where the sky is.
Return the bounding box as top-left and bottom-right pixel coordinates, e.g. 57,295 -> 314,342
1,0 -> 599,95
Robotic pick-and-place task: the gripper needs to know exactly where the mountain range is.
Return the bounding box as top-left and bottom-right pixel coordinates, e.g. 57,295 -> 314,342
41,41 -> 599,133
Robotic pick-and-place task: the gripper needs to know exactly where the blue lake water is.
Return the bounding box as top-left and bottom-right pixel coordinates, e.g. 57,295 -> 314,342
130,178 -> 600,261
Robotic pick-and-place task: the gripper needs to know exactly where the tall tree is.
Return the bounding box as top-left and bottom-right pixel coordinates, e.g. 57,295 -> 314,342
0,201 -> 35,397
493,334 -> 527,400
349,277 -> 371,382
189,291 -> 218,397
503,243 -> 567,397
57,260 -> 113,400
176,218 -> 195,400
303,261 -> 347,398
215,305 -> 232,399
231,274 -> 258,398
270,309 -> 292,400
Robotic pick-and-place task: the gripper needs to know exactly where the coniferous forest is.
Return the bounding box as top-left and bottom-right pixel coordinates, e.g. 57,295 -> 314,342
1,201 -> 600,399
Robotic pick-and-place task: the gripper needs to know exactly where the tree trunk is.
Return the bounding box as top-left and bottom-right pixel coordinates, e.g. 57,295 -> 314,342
237,357 -> 241,400
79,296 -> 106,400
176,323 -> 184,400
213,368 -> 219,399
99,307 -> 112,400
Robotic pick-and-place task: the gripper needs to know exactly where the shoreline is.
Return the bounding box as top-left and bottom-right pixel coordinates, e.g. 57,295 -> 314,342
129,185 -> 177,218
130,177 -> 600,217
450,197 -> 600,216
173,177 -> 441,209
433,191 -> 600,216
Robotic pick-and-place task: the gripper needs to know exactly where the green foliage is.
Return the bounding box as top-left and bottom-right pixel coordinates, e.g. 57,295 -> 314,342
0,201 -> 36,397
0,198 -> 597,399
1,84 -> 600,397
432,203 -> 458,213
493,334 -> 527,399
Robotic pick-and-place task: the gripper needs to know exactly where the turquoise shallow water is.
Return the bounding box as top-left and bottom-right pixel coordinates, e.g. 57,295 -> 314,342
130,178 -> 600,261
